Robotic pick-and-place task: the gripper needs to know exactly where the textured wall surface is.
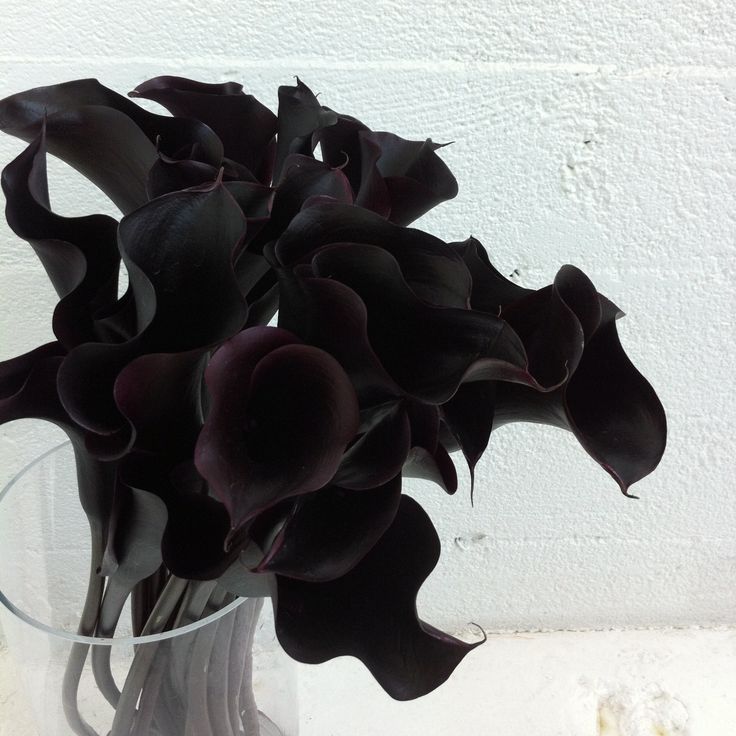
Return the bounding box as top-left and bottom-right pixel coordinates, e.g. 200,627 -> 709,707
0,0 -> 734,731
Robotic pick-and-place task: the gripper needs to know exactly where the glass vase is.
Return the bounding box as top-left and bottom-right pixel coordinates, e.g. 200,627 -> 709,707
0,441 -> 298,736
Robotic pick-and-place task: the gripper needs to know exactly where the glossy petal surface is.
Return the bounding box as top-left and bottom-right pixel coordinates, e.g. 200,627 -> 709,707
195,327 -> 360,536
274,495 -> 483,700
257,475 -> 402,581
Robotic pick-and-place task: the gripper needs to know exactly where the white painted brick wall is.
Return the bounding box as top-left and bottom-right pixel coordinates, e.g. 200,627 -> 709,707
0,1 -> 734,732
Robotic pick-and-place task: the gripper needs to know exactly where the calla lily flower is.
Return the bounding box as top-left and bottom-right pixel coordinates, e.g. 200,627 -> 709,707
0,75 -> 666,703
195,326 -> 360,540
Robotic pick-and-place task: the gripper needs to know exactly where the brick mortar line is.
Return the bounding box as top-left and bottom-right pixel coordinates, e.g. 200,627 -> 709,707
1,57 -> 735,77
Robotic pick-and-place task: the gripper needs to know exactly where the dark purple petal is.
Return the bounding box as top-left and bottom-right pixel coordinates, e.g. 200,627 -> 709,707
55,347 -> 146,459
250,154 -> 354,254
233,250 -> 273,303
117,178 -> 248,351
147,152 -> 266,201
57,179 -> 248,446
131,75 -> 277,183
494,296 -> 667,495
405,400 -> 440,452
0,343 -> 66,425
365,131 -> 458,225
257,475 -> 402,581
274,201 -> 471,308
401,401 -> 459,494
273,78 -> 338,182
277,269 -> 401,405
121,453 -> 238,580
223,183 -> 275,284
146,151 -> 221,199
3,105 -> 151,213
314,113 -> 368,191
113,350 -> 207,458
452,236 -> 531,313
275,153 -> 352,203
309,243 -> 550,403
319,122 -> 393,218
0,347 -> 124,486
0,78 -> 223,213
501,289 -> 579,388
333,403 -> 411,490
0,344 -> 117,528
353,131 -> 392,217
564,297 -> 667,494
195,327 -> 360,537
224,181 -> 274,230
444,257 -> 604,468
92,287 -> 138,343
316,115 -> 457,223
403,445 -> 458,495
552,264 -> 603,341
162,491 -> 235,579
274,495 -> 483,700
243,280 -> 280,327
2,126 -> 120,347
315,115 -> 392,216
440,381 -> 496,495
501,265 -> 601,385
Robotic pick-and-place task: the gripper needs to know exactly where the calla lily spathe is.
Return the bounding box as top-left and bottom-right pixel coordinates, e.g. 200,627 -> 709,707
0,75 -> 666,701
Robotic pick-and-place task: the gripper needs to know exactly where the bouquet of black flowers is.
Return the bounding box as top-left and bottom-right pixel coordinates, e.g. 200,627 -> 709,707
0,76 -> 666,734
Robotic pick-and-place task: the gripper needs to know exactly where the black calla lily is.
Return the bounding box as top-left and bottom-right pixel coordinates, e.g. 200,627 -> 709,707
274,496 -> 484,700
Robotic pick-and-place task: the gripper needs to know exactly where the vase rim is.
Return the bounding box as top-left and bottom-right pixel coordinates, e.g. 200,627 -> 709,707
0,440 -> 249,647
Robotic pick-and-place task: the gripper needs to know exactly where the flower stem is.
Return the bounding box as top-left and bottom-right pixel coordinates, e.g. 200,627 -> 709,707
90,578 -> 128,707
109,575 -> 187,736
61,521 -> 105,736
238,597 -> 265,735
